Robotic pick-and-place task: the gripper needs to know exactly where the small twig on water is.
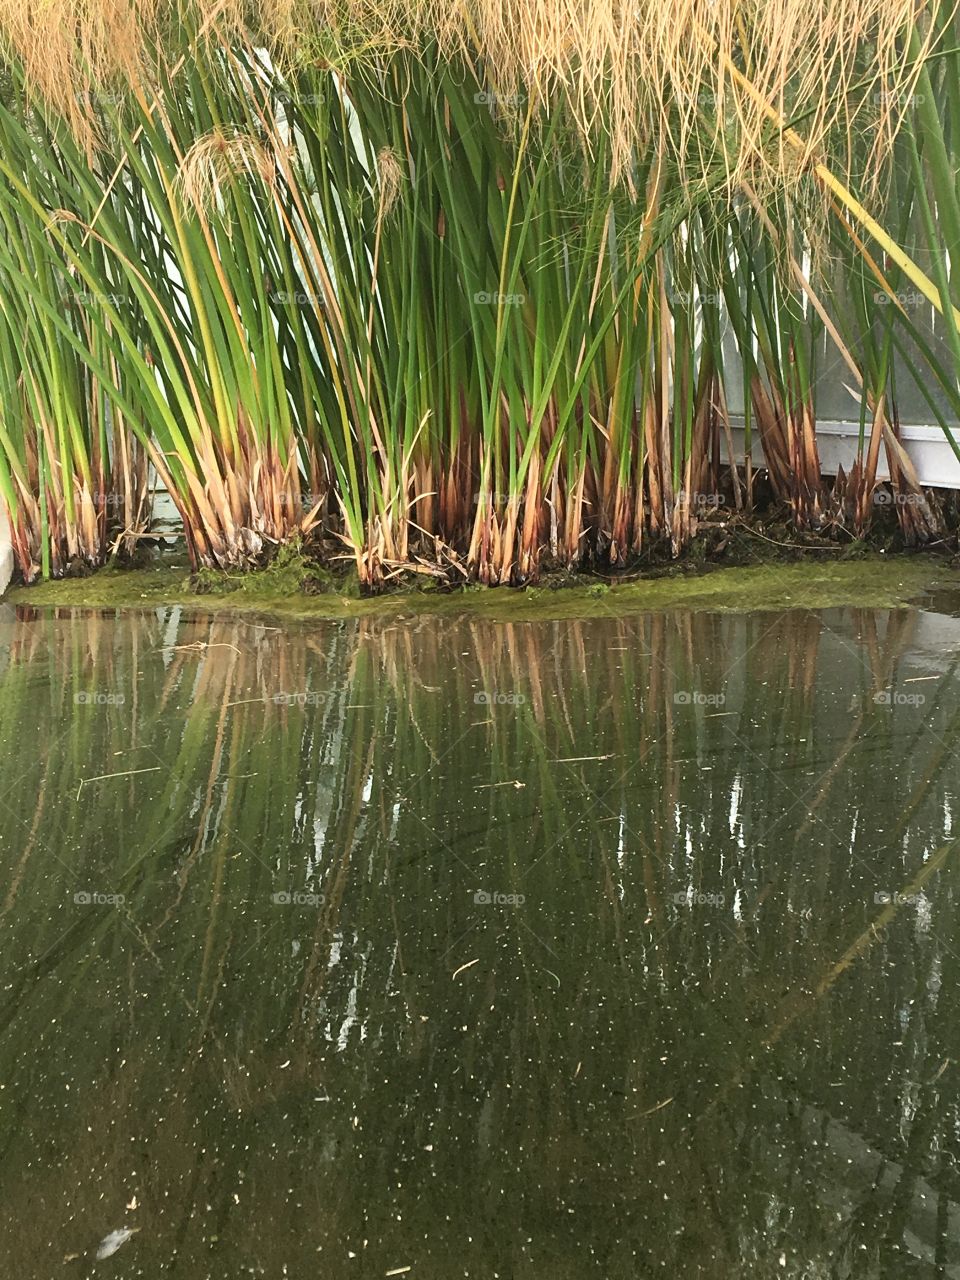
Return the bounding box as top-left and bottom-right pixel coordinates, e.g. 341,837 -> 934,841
159,641 -> 242,655
628,1096 -> 675,1120
77,767 -> 161,800
736,525 -> 842,551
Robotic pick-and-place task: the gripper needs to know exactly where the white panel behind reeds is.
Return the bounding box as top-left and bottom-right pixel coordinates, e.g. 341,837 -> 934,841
0,505 -> 11,596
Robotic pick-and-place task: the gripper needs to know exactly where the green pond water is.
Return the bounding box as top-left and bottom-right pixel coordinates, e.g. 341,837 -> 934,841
0,598 -> 959,1278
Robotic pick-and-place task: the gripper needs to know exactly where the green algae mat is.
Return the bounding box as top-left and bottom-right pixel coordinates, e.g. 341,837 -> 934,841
6,554 -> 960,623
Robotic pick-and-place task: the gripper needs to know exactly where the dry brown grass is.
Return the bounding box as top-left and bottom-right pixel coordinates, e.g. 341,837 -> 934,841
174,127 -> 283,217
0,0 -> 161,150
0,0 -> 937,190
258,0 -> 937,191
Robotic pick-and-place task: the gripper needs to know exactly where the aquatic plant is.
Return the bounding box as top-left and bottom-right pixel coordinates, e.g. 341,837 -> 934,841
0,1 -> 955,583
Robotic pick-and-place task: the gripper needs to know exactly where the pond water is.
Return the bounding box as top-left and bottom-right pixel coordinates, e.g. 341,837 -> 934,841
0,599 -> 959,1278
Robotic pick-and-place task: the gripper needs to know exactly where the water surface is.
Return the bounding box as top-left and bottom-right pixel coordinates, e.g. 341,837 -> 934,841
0,600 -> 959,1278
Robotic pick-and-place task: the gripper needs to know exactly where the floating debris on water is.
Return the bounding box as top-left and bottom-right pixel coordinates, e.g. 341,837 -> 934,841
95,1227 -> 139,1260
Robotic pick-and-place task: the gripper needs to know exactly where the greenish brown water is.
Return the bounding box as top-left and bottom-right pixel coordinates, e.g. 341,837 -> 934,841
1,599 -> 959,1277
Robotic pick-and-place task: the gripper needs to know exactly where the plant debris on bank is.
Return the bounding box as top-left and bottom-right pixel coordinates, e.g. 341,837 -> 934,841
8,513 -> 960,625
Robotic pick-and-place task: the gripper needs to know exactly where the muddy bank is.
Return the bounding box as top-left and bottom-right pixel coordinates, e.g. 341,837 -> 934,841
5,554 -> 960,623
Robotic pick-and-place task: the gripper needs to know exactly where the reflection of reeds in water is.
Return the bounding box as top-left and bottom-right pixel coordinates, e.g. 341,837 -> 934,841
0,605 -> 959,1273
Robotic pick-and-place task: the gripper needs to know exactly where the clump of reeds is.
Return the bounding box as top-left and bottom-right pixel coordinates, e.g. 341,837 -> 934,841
0,0 -> 953,585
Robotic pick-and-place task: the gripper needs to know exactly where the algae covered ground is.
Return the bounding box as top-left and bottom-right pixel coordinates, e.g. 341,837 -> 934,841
6,550 -> 960,623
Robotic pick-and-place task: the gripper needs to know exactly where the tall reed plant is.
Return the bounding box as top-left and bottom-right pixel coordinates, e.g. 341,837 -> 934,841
0,0 -> 955,584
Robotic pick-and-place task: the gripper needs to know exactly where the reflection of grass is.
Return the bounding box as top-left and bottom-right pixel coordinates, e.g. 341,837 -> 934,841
0,606 -> 959,1271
